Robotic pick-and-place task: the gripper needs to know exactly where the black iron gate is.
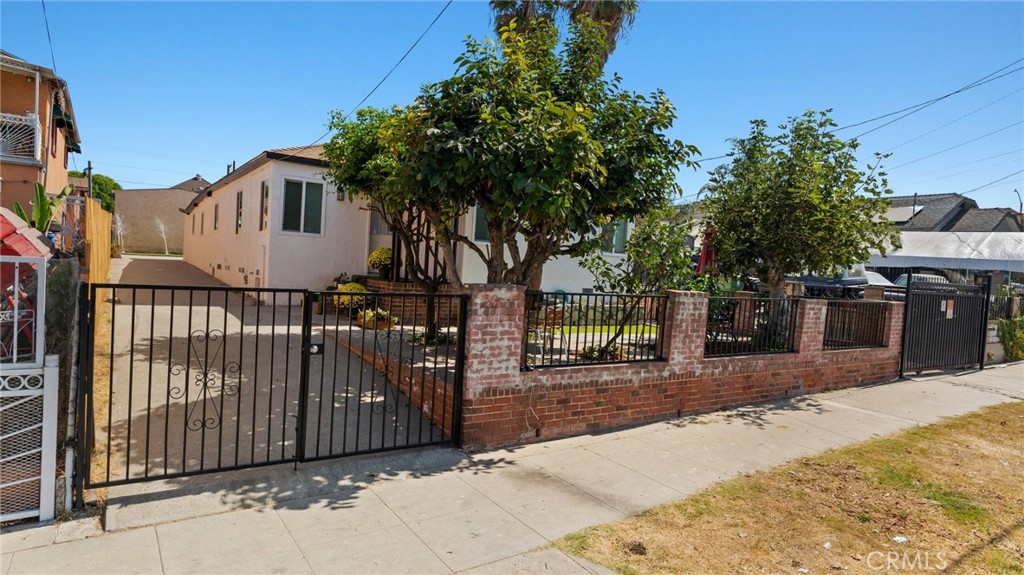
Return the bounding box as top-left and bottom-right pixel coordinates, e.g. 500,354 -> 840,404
901,276 -> 991,375
75,284 -> 466,494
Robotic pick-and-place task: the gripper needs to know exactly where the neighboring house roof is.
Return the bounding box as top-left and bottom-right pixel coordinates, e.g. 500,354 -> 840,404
69,176 -> 89,193
946,207 -> 1024,233
1,207 -> 53,288
171,175 -> 211,193
887,193 -> 977,231
0,50 -> 81,148
181,146 -> 327,214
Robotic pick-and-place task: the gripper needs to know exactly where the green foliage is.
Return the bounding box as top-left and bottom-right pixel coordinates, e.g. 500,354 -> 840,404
367,247 -> 393,271
577,343 -> 623,361
997,317 -> 1024,362
69,170 -> 120,212
12,182 -> 71,233
701,110 -> 901,297
367,16 -> 696,286
357,308 -> 399,325
331,282 -> 369,311
412,331 -> 457,345
490,0 -> 639,62
581,205 -> 695,294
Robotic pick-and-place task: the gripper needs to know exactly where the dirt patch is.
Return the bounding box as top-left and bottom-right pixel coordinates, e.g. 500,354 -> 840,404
556,402 -> 1024,574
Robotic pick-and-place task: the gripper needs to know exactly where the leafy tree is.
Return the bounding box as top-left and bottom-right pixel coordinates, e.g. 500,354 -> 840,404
580,205 -> 696,352
701,110 -> 901,299
490,0 -> 638,63
383,17 -> 696,287
323,107 -> 463,339
581,205 -> 695,295
69,170 -> 120,212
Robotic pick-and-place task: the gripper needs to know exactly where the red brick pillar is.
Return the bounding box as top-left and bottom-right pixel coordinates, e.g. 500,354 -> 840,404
460,284 -> 526,449
795,299 -> 826,356
883,301 -> 905,348
663,290 -> 707,366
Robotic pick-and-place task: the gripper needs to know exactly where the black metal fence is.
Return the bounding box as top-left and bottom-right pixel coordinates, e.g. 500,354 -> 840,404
705,296 -> 799,357
822,300 -> 890,350
522,291 -> 667,368
988,296 -> 1019,320
78,283 -> 466,489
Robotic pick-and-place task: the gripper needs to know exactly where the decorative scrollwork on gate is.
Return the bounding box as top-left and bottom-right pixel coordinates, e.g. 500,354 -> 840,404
371,327 -> 410,415
169,329 -> 240,431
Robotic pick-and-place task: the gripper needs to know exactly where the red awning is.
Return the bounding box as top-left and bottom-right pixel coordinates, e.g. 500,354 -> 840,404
1,207 -> 52,290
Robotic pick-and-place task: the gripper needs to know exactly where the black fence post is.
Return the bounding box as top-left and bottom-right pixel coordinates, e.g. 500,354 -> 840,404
899,268 -> 915,378
978,275 -> 992,371
295,291 -> 313,465
452,295 -> 469,447
72,282 -> 90,509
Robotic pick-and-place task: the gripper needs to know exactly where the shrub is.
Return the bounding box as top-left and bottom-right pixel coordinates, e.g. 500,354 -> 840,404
358,308 -> 399,325
577,343 -> 624,362
367,247 -> 392,271
332,282 -> 369,310
997,317 -> 1024,362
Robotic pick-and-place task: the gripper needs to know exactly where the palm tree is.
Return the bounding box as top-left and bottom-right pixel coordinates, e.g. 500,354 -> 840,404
489,0 -> 639,64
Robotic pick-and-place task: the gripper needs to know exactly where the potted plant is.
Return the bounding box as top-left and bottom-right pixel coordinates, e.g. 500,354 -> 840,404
332,282 -> 370,316
367,247 -> 392,279
357,308 -> 398,330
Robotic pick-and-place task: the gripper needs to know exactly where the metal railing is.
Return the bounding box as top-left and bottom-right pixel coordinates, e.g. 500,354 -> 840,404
522,291 -> 667,368
0,112 -> 41,162
823,300 -> 890,350
705,296 -> 799,357
988,296 -> 1018,321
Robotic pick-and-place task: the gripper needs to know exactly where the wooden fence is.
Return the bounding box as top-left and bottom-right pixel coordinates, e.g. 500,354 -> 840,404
83,198 -> 111,284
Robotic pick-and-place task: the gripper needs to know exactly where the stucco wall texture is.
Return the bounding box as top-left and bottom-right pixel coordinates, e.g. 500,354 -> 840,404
115,188 -> 198,253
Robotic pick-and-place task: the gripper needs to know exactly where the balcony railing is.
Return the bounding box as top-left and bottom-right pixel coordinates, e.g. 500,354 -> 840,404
0,112 -> 41,162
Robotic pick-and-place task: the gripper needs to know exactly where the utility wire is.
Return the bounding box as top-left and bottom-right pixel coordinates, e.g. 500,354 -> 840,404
959,170 -> 1024,196
40,0 -> 57,73
835,58 -> 1023,133
96,161 -> 205,176
888,121 -> 1023,170
273,0 -> 454,163
885,88 -> 1023,152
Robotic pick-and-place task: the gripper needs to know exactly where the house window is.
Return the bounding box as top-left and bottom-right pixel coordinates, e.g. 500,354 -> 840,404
282,179 -> 323,234
236,191 -> 243,234
602,221 -> 628,254
192,214 -> 195,235
474,206 -> 489,242
369,202 -> 390,235
201,213 -> 205,235
214,204 -> 220,230
259,181 -> 269,231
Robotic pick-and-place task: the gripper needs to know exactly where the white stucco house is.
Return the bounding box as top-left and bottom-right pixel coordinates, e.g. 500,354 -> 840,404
181,145 -> 627,294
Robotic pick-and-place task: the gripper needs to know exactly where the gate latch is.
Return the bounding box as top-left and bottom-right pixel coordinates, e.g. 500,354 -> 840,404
307,342 -> 323,355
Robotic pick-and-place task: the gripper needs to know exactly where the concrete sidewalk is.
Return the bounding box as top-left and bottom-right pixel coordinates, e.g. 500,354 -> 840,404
2,364 -> 1021,575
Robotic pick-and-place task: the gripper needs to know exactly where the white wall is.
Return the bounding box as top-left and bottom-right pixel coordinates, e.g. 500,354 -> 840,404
266,163 -> 370,291
456,207 -> 627,293
182,162 -> 273,289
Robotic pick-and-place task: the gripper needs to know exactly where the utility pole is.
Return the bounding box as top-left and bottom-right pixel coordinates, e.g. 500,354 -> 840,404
86,160 -> 93,198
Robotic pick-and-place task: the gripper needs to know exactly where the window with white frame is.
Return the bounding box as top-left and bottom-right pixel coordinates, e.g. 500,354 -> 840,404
602,220 -> 628,254
474,206 -> 490,242
369,202 -> 390,235
259,181 -> 269,231
214,204 -> 220,231
282,179 -> 323,234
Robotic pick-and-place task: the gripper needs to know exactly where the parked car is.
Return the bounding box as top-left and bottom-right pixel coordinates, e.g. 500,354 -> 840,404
893,273 -> 950,287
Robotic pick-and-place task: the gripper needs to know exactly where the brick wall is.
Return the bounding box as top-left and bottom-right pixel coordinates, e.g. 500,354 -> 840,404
364,279 -> 461,327
460,285 -> 904,450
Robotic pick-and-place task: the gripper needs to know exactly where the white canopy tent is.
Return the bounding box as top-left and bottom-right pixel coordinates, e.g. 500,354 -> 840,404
868,232 -> 1024,273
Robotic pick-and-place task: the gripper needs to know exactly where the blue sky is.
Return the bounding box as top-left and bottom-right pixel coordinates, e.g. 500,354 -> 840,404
2,1 -> 1022,209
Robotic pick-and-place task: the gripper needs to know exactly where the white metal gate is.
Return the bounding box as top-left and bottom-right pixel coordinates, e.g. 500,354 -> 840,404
1,255 -> 58,522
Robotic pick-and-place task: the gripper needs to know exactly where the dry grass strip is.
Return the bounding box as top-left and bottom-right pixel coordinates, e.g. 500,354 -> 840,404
557,402 -> 1024,574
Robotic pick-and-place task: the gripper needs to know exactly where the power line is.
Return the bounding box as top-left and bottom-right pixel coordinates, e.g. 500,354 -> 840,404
885,88 -> 1023,152
95,161 -> 203,176
836,58 -> 1023,133
888,121 -> 1023,170
273,0 -> 454,163
39,0 -> 57,73
960,169 -> 1023,196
